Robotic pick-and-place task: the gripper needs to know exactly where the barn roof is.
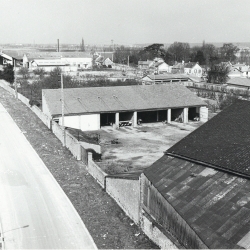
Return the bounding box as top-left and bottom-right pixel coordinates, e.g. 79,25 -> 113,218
144,156 -> 250,249
167,100 -> 250,178
42,84 -> 206,117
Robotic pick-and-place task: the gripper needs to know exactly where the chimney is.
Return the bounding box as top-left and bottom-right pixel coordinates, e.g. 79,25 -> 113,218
57,39 -> 59,52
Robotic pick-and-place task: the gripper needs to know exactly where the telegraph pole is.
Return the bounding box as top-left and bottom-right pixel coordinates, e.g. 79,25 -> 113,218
61,73 -> 65,146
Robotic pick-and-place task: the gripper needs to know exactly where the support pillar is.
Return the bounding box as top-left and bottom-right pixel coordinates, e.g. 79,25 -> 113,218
183,107 -> 188,123
156,111 -> 159,122
115,113 -> 119,127
133,111 -> 137,127
167,109 -> 171,123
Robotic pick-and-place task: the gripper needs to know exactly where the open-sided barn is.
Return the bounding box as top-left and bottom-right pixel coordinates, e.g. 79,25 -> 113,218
42,84 -> 208,131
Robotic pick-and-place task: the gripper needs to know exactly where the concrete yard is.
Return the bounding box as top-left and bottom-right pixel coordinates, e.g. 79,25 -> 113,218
86,121 -> 203,174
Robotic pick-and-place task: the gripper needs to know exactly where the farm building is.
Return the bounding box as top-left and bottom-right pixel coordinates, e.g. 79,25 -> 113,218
227,78 -> 250,89
140,100 -> 250,249
141,74 -> 193,85
42,84 -> 208,131
23,51 -> 93,72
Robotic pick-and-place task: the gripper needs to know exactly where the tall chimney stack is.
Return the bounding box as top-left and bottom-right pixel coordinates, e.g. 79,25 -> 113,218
57,39 -> 59,52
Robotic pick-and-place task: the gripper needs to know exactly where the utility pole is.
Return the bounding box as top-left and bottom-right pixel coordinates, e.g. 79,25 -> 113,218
61,73 -> 65,146
128,55 -> 129,67
14,60 -> 18,98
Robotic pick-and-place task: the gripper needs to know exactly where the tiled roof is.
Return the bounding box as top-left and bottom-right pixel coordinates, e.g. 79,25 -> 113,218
172,63 -> 184,69
227,78 -> 250,88
42,84 -> 206,116
144,156 -> 250,249
167,100 -> 250,178
184,62 -> 197,68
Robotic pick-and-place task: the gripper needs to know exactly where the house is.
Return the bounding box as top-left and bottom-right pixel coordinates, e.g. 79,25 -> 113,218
228,67 -> 243,78
184,62 -> 203,77
141,74 -> 193,85
138,60 -> 154,70
140,100 -> 250,249
232,63 -> 250,78
42,85 -> 208,131
149,59 -> 171,74
171,62 -> 184,74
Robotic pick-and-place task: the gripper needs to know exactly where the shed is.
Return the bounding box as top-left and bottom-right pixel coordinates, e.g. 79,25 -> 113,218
42,84 -> 208,131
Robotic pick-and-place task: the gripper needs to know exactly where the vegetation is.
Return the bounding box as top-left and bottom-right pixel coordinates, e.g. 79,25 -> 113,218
18,67 -> 29,79
16,67 -> 139,102
0,64 -> 14,83
113,42 -> 240,68
207,63 -> 230,84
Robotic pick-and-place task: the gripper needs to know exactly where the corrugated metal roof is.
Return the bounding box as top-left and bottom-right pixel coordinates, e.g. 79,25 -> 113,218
42,85 -> 206,116
167,100 -> 250,178
144,156 -> 250,249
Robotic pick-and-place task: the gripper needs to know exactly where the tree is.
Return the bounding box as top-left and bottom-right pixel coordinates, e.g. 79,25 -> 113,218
167,42 -> 190,62
220,43 -> 239,62
143,43 -> 166,58
207,63 -> 230,84
0,64 -> 14,83
18,67 -> 29,79
194,50 -> 206,65
33,68 -> 45,78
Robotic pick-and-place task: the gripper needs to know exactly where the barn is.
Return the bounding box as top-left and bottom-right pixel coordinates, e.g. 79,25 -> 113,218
140,100 -> 250,249
42,84 -> 208,131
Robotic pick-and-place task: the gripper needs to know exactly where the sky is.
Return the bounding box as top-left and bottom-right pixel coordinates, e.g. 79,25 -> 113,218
0,0 -> 250,45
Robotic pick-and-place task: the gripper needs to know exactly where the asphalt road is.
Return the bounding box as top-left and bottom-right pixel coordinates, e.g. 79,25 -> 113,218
0,103 -> 97,249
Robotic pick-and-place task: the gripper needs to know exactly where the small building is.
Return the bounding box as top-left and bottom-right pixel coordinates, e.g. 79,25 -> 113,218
141,74 -> 193,85
227,77 -> 250,89
42,85 -> 208,131
140,100 -> 250,249
171,62 -> 184,74
184,62 -> 203,77
23,51 -> 93,71
150,61 -> 171,74
0,51 -> 23,66
138,60 -> 154,70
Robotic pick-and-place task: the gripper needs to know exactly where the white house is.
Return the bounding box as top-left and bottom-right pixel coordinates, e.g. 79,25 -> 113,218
184,62 -> 203,77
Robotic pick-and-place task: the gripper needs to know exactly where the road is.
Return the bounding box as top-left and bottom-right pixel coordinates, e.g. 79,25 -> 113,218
0,103 -> 97,249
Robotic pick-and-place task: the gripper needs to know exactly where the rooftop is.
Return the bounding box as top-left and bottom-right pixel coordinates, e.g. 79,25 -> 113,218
227,78 -> 250,88
167,100 -> 250,178
42,84 -> 206,117
143,74 -> 191,81
144,156 -> 250,249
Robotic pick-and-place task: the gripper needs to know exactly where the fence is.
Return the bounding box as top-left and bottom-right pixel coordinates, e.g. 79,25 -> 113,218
51,121 -> 81,160
106,176 -> 140,224
87,152 -> 107,188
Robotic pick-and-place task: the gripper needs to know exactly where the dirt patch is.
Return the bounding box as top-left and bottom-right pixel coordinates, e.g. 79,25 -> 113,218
0,87 -> 158,249
93,122 -> 203,174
